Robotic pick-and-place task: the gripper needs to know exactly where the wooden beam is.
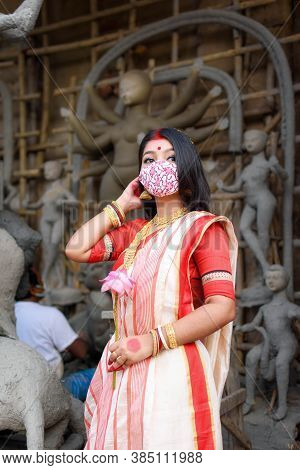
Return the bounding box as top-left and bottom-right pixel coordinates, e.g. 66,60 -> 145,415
220,388 -> 246,415
27,0 -> 276,37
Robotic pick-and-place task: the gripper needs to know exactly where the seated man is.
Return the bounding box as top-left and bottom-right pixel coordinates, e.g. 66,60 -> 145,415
15,267 -> 89,379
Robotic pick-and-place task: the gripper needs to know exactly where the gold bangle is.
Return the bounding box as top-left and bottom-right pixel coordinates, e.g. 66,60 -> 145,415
164,323 -> 178,349
111,200 -> 126,220
108,205 -> 122,226
110,201 -> 126,225
153,329 -> 158,356
103,205 -> 120,228
103,234 -> 113,261
149,329 -> 158,356
158,325 -> 170,350
154,330 -> 160,356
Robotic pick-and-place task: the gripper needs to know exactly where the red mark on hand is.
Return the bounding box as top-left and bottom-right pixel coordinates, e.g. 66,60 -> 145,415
127,338 -> 141,352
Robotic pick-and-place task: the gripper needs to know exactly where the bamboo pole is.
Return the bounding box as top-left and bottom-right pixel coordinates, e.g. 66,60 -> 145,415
0,60 -> 14,68
127,0 -> 137,69
231,1 -> 245,395
66,76 -> 77,190
35,3 -> 50,196
17,51 -> 27,214
26,0 -> 276,38
0,88 -> 297,154
10,29 -> 296,60
1,15 -> 299,61
171,0 -> 179,102
90,0 -> 99,67
0,161 -> 3,210
30,0 -> 166,36
1,48 -> 299,103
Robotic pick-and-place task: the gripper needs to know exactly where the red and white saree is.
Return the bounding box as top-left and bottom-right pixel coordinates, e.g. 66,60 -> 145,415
84,210 -> 238,449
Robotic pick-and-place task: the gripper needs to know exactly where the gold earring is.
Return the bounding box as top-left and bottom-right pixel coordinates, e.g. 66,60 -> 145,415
139,189 -> 153,200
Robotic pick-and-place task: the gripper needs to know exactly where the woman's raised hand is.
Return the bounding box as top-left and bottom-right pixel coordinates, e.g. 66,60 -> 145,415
116,175 -> 143,214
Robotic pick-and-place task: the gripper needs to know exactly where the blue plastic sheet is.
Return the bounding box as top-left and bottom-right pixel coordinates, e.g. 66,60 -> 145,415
62,368 -> 97,401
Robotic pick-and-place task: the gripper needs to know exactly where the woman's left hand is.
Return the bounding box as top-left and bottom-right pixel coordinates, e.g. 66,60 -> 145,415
107,333 -> 154,372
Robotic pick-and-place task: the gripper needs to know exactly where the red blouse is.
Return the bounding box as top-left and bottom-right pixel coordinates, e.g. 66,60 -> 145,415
87,216 -> 235,307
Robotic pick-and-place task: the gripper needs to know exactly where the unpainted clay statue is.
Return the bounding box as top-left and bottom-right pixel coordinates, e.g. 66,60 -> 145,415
217,129 -> 287,277
0,209 -> 42,306
235,264 -> 300,421
0,220 -> 25,338
61,62 -> 227,200
23,161 -> 79,290
0,227 -> 86,449
0,0 -> 43,45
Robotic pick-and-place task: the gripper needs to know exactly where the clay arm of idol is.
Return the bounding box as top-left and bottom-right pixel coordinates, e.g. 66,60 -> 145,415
268,155 -> 288,180
288,303 -> 300,321
160,62 -> 201,120
216,172 -> 243,193
56,189 -> 80,208
85,84 -> 121,124
24,198 -> 43,210
79,159 -> 111,179
165,85 -> 222,129
60,107 -> 113,157
185,118 -> 228,143
235,306 -> 264,333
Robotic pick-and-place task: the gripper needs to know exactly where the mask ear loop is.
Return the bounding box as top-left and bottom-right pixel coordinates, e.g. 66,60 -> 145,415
139,190 -> 153,200
138,167 -> 153,199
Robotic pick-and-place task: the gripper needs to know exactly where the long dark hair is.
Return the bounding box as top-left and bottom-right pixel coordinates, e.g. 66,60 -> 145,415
138,128 -> 211,218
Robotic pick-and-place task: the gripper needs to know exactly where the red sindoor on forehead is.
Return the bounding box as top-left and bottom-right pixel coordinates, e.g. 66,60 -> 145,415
151,129 -> 163,140
151,129 -> 163,150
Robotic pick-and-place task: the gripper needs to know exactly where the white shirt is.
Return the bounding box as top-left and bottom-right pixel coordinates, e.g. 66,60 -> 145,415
15,300 -> 79,368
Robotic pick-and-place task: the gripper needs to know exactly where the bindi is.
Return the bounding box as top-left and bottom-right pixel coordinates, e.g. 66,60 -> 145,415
127,338 -> 141,352
157,146 -> 161,150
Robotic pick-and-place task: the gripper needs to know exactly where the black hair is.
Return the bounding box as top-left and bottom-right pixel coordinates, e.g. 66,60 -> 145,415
18,265 -> 42,300
138,127 -> 211,218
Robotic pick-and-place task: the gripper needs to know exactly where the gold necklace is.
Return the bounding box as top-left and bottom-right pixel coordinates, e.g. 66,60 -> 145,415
152,206 -> 189,225
123,206 -> 188,270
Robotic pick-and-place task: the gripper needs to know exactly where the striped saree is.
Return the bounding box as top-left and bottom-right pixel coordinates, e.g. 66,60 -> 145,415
84,210 -> 238,450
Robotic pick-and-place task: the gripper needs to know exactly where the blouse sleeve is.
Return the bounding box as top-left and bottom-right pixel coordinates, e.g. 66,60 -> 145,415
192,221 -> 235,301
87,217 -> 148,263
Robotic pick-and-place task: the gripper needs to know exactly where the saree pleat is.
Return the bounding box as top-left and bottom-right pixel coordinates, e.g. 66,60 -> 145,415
84,211 -> 238,450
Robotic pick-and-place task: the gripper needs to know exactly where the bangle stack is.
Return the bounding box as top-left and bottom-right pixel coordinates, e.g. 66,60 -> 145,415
102,200 -> 126,228
157,325 -> 170,350
149,329 -> 159,356
149,324 -> 178,356
164,323 -> 178,349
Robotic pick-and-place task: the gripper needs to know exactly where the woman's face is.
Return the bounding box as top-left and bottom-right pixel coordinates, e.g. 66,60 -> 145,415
141,138 -> 176,169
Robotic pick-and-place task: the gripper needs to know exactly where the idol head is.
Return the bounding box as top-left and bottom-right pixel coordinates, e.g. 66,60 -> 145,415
119,70 -> 152,106
264,264 -> 290,292
43,160 -> 63,181
138,127 -> 211,216
242,129 -> 268,154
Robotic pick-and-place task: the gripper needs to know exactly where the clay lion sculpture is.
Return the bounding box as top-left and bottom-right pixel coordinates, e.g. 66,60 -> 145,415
0,227 -> 86,449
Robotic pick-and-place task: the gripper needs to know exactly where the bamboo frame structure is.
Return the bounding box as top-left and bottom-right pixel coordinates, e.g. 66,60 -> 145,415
0,0 -> 299,449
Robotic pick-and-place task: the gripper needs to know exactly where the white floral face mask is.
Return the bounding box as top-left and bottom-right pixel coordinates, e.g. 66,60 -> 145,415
138,160 -> 179,197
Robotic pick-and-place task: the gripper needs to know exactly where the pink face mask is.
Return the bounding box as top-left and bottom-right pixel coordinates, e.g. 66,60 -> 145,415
138,160 -> 179,197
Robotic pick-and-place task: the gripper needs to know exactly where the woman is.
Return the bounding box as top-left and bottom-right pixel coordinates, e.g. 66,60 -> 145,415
65,127 -> 238,450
